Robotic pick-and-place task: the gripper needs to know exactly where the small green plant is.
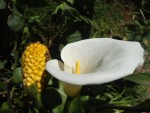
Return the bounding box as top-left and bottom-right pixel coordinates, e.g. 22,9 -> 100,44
124,0 -> 150,50
92,0 -> 124,37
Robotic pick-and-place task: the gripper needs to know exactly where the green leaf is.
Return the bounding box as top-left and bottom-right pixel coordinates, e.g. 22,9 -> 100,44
41,88 -> 62,110
53,3 -> 71,14
135,20 -> 145,28
0,101 -> 9,110
14,0 -> 27,8
26,83 -> 38,98
53,2 -> 91,26
53,81 -> 67,113
59,44 -> 65,52
13,67 -> 22,83
0,101 -> 15,113
29,16 -> 40,23
134,35 -> 142,42
26,83 -> 43,109
67,0 -> 74,5
13,97 -> 24,107
7,14 -> 24,32
0,60 -> 7,69
144,19 -> 150,25
23,26 -> 29,33
53,92 -> 66,113
12,5 -> 23,17
0,0 -> 6,9
0,81 -> 7,91
67,31 -> 81,43
143,34 -> 150,47
81,96 -> 89,102
125,33 -> 135,41
68,96 -> 85,113
124,73 -> 150,85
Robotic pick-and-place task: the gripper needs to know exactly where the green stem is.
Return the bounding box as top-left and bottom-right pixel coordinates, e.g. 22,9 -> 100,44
63,96 -> 73,113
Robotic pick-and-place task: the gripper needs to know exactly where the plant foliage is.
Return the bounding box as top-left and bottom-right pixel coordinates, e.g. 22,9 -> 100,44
0,0 -> 150,113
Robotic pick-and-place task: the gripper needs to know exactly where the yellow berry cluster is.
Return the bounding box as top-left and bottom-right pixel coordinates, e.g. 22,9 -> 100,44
22,42 -> 50,92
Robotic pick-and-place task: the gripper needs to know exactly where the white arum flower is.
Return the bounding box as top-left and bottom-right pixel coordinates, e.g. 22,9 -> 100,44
46,38 -> 144,97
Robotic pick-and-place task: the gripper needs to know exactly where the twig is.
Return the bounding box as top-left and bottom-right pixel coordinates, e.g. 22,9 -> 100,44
140,9 -> 146,20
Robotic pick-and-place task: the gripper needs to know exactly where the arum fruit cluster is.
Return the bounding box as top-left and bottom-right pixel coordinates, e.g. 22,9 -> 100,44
46,38 -> 144,97
22,42 -> 50,92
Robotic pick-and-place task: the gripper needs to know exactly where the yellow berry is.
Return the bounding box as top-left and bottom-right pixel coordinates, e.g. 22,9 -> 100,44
26,82 -> 31,86
37,82 -> 41,88
30,74 -> 35,79
40,62 -> 45,67
30,59 -> 35,64
38,71 -> 43,77
24,51 -> 30,56
32,76 -> 38,81
26,77 -> 32,82
25,57 -> 30,62
38,89 -> 41,92
28,63 -> 33,68
34,70 -> 39,75
23,79 -> 27,85
24,73 -> 29,77
36,76 -> 41,81
27,68 -> 32,74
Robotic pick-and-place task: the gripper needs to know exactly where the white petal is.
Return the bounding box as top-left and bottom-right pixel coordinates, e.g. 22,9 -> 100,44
61,38 -> 144,73
46,38 -> 144,85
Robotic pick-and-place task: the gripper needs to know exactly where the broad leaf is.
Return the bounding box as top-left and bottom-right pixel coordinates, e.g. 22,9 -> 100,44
26,83 -> 38,98
41,88 -> 62,110
135,20 -> 145,28
0,60 -> 7,69
7,14 -> 24,32
0,101 -> 15,113
53,2 -> 90,24
143,35 -> 150,47
26,83 -> 43,109
13,67 -> 22,83
53,3 -> 71,14
124,73 -> 150,85
0,81 -> 7,91
134,35 -> 142,42
68,96 -> 85,113
0,101 -> 9,110
53,81 -> 67,113
67,31 -> 81,43
67,0 -> 74,5
0,0 -> 6,9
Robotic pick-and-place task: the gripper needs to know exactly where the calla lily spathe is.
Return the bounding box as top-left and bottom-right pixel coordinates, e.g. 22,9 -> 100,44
46,38 -> 144,85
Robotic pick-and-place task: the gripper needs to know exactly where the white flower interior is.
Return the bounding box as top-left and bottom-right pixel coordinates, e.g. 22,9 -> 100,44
46,38 -> 144,85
